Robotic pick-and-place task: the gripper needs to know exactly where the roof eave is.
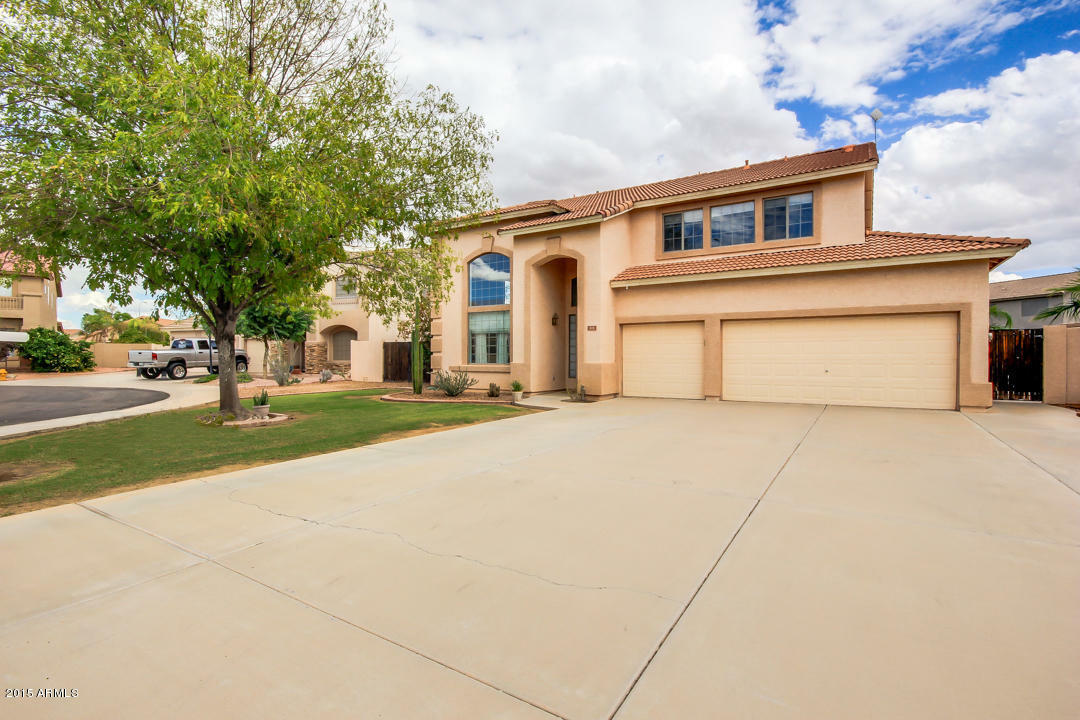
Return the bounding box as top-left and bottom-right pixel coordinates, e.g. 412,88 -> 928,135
499,160 -> 878,236
610,246 -> 1024,288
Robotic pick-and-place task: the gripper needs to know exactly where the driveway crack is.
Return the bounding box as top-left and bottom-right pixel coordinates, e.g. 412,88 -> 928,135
222,490 -> 679,603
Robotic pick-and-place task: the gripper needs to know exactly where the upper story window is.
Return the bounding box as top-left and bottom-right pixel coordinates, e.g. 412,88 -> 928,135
764,192 -> 813,241
469,253 -> 510,306
711,201 -> 755,247
663,210 -> 703,252
334,277 -> 357,300
1021,296 -> 1051,317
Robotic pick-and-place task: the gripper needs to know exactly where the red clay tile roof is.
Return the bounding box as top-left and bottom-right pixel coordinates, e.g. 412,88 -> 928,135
610,231 -> 1029,283
495,143 -> 879,233
989,271 -> 1078,301
480,198 -> 563,217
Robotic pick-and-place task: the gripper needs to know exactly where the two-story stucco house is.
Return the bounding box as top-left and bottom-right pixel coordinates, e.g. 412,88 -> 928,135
0,253 -> 61,333
433,143 -> 1028,410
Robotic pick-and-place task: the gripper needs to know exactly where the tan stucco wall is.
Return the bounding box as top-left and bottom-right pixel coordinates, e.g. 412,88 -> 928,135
1043,324 -> 1080,404
0,275 -> 58,331
612,260 -> 994,408
91,343 -> 161,368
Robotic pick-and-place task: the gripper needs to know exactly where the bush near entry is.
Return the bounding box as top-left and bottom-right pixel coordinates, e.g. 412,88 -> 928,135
20,327 -> 95,372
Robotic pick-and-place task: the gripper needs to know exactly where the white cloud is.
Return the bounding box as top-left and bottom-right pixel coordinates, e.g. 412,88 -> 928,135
768,0 -> 1061,108
469,257 -> 509,283
57,263 -> 157,329
875,51 -> 1080,274
387,0 -> 814,205
990,270 -> 1023,282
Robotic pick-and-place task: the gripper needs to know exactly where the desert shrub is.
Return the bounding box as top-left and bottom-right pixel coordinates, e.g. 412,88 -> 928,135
319,368 -> 333,383
21,327 -> 95,372
487,383 -> 500,398
432,369 -> 477,397
510,380 -> 523,392
268,347 -> 299,385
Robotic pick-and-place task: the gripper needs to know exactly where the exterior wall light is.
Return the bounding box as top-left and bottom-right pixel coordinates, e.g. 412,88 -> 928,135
551,313 -> 559,326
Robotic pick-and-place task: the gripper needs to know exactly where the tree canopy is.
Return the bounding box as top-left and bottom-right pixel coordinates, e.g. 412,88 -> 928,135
0,0 -> 495,414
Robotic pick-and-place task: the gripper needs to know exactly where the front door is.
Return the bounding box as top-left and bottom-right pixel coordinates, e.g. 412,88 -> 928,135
568,314 -> 577,381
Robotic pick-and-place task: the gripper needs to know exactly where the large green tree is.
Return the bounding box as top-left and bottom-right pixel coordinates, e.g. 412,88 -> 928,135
0,0 -> 494,415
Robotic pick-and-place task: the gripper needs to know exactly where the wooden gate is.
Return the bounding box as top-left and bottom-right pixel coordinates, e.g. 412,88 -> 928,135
383,342 -> 411,382
989,329 -> 1043,401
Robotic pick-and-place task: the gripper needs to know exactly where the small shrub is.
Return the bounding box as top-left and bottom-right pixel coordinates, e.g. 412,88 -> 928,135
253,389 -> 270,406
566,384 -> 587,401
319,368 -> 333,383
487,382 -> 500,398
194,373 -> 217,384
432,369 -> 477,397
21,327 -> 95,372
510,380 -> 523,392
237,371 -> 253,383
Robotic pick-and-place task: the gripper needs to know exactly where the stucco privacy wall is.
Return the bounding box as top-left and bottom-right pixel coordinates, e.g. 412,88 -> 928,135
1043,324 -> 1080,405
613,260 -> 994,408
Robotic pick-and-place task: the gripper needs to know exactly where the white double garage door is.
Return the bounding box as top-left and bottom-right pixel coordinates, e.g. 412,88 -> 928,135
622,313 -> 958,410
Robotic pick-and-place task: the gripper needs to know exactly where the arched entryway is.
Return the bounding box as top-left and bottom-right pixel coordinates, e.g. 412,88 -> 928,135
530,255 -> 580,393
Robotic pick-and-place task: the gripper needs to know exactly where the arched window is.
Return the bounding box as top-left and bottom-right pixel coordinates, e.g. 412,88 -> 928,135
331,328 -> 357,362
468,253 -> 510,364
469,253 -> 510,306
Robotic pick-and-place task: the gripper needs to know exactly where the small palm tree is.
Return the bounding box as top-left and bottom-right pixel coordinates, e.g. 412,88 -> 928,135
1034,270 -> 1080,324
989,304 -> 1013,329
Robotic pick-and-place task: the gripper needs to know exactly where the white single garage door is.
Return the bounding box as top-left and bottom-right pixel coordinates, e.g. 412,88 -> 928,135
722,314 -> 957,410
622,322 -> 704,399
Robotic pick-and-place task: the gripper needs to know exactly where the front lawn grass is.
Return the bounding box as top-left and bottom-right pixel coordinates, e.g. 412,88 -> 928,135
0,389 -> 527,516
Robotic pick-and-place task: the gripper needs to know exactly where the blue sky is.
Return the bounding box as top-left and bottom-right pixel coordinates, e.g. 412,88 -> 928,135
57,0 -> 1080,328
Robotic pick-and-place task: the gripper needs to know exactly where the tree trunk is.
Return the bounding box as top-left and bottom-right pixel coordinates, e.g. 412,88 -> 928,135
262,337 -> 270,379
213,309 -> 246,417
411,325 -> 423,394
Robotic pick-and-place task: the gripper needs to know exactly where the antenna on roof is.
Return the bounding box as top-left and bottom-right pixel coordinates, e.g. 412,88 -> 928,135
870,108 -> 884,143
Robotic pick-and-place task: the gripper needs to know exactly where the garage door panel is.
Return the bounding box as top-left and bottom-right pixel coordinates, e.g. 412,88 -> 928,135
722,314 -> 957,410
622,323 -> 704,399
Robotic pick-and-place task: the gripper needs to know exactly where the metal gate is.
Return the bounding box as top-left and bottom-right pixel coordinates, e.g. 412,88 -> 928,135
989,329 -> 1043,401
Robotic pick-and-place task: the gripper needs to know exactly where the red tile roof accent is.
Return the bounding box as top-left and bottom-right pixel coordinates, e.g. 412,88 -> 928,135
610,231 -> 1029,283
480,199 -> 563,217
495,143 -> 879,233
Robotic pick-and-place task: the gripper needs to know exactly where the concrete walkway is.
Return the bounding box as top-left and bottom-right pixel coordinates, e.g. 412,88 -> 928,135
1,400 -> 1077,718
0,371 -> 217,437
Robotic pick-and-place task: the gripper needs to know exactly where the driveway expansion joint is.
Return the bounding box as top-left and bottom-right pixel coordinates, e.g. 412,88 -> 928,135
74,501 -> 568,720
962,412 -> 1080,499
605,402 -> 828,720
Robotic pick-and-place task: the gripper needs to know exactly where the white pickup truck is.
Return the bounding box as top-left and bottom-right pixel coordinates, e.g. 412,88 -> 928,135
128,338 -> 249,380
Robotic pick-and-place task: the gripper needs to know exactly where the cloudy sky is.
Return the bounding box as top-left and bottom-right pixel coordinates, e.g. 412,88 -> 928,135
57,0 -> 1080,327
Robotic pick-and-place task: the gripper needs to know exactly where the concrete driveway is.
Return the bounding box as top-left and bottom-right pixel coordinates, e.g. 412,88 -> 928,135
1,399 -> 1077,719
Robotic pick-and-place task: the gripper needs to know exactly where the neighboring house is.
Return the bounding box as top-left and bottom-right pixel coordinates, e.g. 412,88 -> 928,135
434,142 -> 1027,410
0,253 -> 61,333
989,272 -> 1078,329
164,278 -> 399,380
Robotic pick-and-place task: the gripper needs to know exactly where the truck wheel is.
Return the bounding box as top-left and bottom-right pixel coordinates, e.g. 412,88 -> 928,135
167,363 -> 187,380
140,368 -> 161,379
235,360 -> 248,373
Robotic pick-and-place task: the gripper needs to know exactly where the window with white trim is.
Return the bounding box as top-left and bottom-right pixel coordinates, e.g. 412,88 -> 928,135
334,277 -> 357,301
